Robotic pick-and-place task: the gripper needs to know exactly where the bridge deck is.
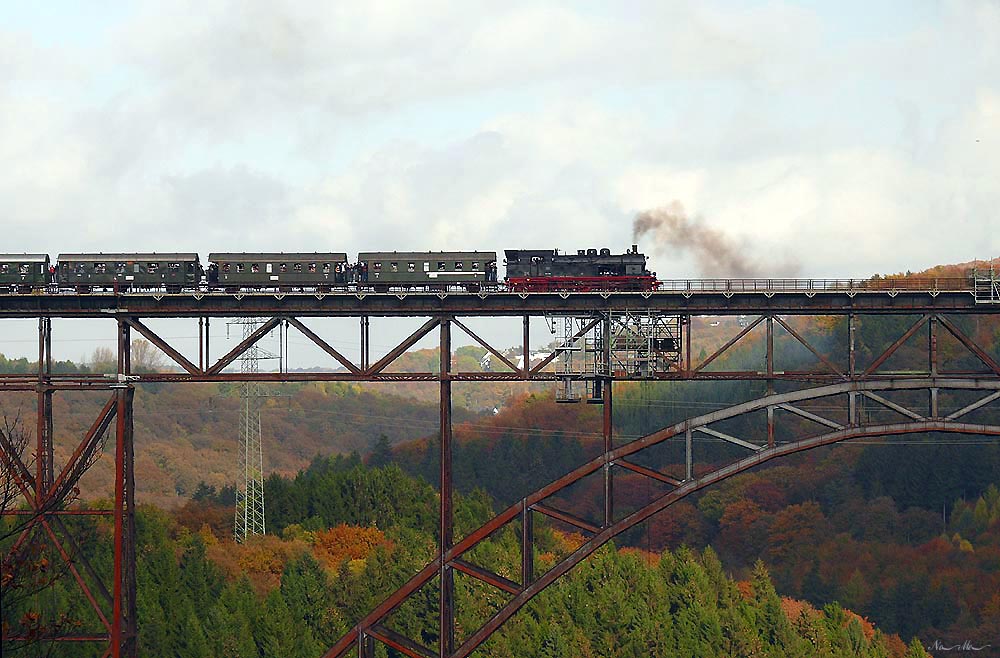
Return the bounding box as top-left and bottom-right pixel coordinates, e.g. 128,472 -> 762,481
0,284 -> 988,317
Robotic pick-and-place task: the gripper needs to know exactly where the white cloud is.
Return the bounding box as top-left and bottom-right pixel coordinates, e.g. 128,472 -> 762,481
0,0 -> 995,281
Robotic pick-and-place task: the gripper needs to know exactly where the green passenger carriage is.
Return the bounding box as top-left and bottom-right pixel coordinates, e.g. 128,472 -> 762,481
0,254 -> 51,292
56,253 -> 200,292
208,253 -> 349,289
357,251 -> 498,291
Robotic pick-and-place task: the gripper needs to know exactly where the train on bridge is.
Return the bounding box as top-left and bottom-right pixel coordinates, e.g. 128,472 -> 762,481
1,250 -> 995,301
0,246 -> 655,294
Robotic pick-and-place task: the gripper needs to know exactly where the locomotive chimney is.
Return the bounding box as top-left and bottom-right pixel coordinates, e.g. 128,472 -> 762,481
631,244 -> 638,254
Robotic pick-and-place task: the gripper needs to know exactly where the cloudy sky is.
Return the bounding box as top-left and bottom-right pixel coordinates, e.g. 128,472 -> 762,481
3,1 -> 998,282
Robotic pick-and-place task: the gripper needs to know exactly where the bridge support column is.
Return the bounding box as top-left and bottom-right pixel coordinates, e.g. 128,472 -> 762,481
439,318 -> 454,657
766,315 -> 775,448
685,424 -> 693,480
849,314 -> 856,377
112,319 -> 137,658
36,318 -> 53,503
111,384 -> 136,658
767,406 -> 775,449
603,378 -> 613,527
521,499 -> 533,587
361,316 -> 370,371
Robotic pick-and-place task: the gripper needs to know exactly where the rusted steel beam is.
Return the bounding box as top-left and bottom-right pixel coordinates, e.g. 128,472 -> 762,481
123,317 -> 200,374
285,317 -> 360,374
603,379 -> 613,528
368,625 -> 436,658
695,426 -> 762,452
0,286 -> 988,318
773,316 -> 844,377
937,314 -> 1000,375
616,459 -> 683,487
532,503 -> 601,534
521,500 -> 533,589
863,314 -> 930,376
48,395 -> 117,502
438,318 -> 454,658
693,316 -> 764,373
1,509 -> 114,516
38,519 -> 113,633
366,317 -> 440,376
861,391 -> 926,421
946,390 -> 1000,421
36,317 -> 53,504
522,316 -> 530,377
451,318 -> 519,372
48,514 -> 115,607
110,384 -> 136,658
451,558 -> 521,595
4,635 -> 113,643
0,429 -> 36,502
775,403 -> 844,430
206,317 -> 282,374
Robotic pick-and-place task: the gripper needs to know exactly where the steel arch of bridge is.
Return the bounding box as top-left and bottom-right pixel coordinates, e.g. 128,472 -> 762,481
325,378 -> 1000,658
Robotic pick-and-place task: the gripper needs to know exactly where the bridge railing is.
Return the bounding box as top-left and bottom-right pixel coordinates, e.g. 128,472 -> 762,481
656,277 -> 972,293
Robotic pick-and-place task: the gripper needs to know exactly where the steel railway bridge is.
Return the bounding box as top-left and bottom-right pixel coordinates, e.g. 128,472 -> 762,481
1,275 -> 999,658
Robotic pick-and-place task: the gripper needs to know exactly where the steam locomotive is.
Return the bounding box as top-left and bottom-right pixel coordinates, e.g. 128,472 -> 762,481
0,246 -> 654,294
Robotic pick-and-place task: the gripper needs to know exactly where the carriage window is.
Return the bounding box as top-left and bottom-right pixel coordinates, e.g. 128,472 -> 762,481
222,263 -> 231,273
116,263 -> 126,274
236,264 -> 245,273
167,263 -> 180,272
308,263 -> 317,272
148,263 -> 158,273
279,263 -> 287,272
472,262 -> 479,270
408,263 -> 415,272
455,262 -> 463,271
94,263 -> 107,274
373,262 -> 382,270
438,262 -> 446,271
134,264 -> 140,273
19,264 -> 30,274
77,264 -> 86,274
390,262 -> 398,272
423,262 -> 430,272
251,264 -> 259,273
188,262 -> 195,273
293,263 -> 302,272
322,263 -> 331,274
1,264 -> 8,274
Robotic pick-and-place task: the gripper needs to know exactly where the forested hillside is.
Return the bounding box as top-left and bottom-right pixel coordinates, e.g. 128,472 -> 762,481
3,458 -> 925,657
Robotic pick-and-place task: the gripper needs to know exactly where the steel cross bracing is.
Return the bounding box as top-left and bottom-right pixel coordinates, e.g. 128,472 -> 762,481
1,289 -> 999,658
1,318 -> 137,658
